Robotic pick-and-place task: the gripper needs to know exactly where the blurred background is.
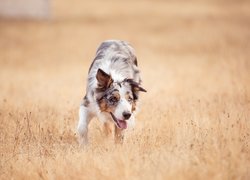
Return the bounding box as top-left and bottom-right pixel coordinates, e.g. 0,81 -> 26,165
0,0 -> 50,19
1,0 -> 249,105
1,0 -> 250,179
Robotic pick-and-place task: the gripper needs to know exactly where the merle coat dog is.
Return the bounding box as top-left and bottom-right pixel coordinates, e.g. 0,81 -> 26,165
77,40 -> 146,145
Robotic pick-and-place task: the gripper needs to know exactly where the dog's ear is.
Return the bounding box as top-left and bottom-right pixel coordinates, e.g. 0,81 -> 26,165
125,79 -> 147,100
126,79 -> 147,92
96,69 -> 113,89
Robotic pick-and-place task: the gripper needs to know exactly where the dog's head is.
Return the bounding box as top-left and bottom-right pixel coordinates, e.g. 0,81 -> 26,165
95,69 -> 146,129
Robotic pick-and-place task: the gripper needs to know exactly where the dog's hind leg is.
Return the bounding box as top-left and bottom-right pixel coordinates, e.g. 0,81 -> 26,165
77,99 -> 93,146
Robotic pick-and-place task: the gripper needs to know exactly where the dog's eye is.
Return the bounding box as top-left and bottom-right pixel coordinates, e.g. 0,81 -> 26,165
128,96 -> 133,102
109,96 -> 118,103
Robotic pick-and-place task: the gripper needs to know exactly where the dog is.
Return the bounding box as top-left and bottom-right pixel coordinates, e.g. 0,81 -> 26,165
77,40 -> 146,145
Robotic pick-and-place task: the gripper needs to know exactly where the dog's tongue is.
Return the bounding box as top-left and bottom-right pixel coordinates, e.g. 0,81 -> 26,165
118,120 -> 127,129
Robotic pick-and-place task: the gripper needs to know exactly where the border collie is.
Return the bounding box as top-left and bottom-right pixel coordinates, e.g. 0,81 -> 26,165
77,40 -> 146,145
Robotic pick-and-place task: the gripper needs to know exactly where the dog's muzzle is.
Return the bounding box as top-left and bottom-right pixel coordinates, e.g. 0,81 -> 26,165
110,112 -> 127,129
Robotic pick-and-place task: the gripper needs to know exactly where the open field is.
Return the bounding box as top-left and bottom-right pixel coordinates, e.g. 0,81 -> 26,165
0,0 -> 250,179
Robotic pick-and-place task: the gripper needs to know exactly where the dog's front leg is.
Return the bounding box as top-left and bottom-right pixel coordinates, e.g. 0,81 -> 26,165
114,126 -> 125,144
77,104 -> 93,146
103,122 -> 113,137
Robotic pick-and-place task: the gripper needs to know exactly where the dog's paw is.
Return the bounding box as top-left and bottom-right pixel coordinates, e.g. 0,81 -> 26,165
77,126 -> 89,147
78,135 -> 88,147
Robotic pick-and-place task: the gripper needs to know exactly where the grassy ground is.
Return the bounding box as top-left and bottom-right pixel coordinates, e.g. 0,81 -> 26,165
0,0 -> 250,179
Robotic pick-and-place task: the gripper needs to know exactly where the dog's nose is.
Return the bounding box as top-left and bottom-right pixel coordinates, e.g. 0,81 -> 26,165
123,112 -> 131,120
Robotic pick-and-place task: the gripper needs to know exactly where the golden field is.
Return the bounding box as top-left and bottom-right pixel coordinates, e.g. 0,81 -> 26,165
0,0 -> 250,179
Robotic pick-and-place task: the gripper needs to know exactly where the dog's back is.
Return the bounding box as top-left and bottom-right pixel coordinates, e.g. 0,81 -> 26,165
86,40 -> 141,94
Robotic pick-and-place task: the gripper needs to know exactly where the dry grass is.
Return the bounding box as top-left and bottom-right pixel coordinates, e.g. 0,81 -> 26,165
0,0 -> 250,179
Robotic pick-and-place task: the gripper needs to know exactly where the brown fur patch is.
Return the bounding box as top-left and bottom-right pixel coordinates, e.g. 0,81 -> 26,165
98,91 -> 120,112
125,91 -> 136,112
98,99 -> 112,112
131,101 -> 136,112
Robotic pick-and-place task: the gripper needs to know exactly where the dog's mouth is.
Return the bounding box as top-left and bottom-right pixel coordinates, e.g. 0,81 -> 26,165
110,112 -> 127,130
